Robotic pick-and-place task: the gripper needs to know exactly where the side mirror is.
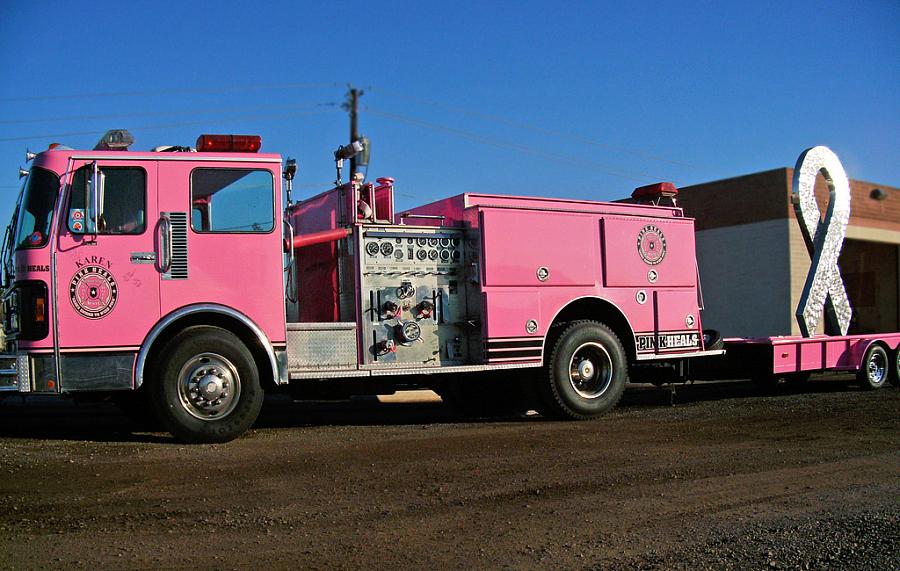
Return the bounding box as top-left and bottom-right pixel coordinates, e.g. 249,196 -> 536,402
68,163 -> 105,234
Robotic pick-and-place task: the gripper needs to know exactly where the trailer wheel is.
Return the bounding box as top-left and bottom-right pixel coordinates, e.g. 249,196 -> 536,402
540,321 -> 627,419
857,344 -> 889,390
149,326 -> 264,443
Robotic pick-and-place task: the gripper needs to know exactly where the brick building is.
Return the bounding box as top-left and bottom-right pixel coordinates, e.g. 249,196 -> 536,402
677,169 -> 899,338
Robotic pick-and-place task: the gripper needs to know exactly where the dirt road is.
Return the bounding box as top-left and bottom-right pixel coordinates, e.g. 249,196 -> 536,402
1,379 -> 898,570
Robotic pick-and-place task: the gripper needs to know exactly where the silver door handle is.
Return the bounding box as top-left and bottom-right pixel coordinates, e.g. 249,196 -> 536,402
158,214 -> 172,274
130,252 -> 157,263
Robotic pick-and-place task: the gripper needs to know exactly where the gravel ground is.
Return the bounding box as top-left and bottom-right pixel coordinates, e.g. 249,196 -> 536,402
0,378 -> 897,570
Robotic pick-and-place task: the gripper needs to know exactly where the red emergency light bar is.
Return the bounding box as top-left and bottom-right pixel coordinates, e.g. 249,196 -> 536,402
631,182 -> 679,208
196,134 -> 262,153
632,182 -> 678,201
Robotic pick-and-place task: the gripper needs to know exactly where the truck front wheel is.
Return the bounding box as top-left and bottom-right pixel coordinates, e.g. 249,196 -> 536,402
149,326 -> 264,443
540,321 -> 627,419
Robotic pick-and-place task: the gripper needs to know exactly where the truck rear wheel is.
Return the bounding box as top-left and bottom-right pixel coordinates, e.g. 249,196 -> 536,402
540,321 -> 627,419
857,344 -> 889,390
149,326 -> 264,443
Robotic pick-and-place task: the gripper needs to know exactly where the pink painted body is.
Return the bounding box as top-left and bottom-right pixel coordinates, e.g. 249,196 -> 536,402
402,193 -> 704,361
15,149 -> 286,362
727,334 -> 900,375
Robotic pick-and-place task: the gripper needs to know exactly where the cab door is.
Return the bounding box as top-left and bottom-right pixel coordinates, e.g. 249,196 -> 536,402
55,160 -> 161,350
155,159 -> 285,343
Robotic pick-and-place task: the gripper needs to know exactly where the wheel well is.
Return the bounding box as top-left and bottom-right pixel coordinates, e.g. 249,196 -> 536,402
545,298 -> 635,363
862,340 -> 890,359
143,312 -> 277,390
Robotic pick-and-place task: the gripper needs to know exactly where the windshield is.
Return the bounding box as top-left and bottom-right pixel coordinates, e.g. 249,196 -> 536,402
14,167 -> 59,249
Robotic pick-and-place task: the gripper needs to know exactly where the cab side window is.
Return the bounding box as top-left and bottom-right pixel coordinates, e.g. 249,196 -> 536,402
190,169 -> 274,233
69,166 -> 146,235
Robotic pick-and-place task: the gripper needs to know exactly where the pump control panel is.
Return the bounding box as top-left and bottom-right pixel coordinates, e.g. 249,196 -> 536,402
358,226 -> 471,368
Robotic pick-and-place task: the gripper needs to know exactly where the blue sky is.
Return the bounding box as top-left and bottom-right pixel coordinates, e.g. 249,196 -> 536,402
1,0 -> 897,226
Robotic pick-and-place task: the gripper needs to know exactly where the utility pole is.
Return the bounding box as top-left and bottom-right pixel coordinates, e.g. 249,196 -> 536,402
345,86 -> 363,180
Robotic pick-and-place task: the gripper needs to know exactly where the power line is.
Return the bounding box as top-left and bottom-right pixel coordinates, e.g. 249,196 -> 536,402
0,82 -> 342,104
0,102 -> 337,126
366,108 -> 660,183
0,109 -> 341,143
368,87 -> 698,169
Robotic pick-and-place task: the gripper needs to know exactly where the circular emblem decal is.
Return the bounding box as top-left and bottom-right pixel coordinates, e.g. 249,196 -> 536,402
69,265 -> 118,319
637,225 -> 667,266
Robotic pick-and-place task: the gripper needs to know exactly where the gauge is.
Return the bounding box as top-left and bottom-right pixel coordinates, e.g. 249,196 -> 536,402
395,237 -> 403,244
439,238 -> 451,247
451,250 -> 461,261
407,238 -> 414,244
394,249 -> 404,260
451,237 -> 460,246
416,237 -> 428,247
416,249 -> 428,261
380,242 -> 394,256
398,321 -> 422,343
439,249 -> 451,261
428,249 -> 439,261
428,237 -> 438,246
365,241 -> 380,256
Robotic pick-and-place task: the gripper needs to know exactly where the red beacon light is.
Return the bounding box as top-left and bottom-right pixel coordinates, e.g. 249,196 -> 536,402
196,134 -> 262,153
631,182 -> 678,206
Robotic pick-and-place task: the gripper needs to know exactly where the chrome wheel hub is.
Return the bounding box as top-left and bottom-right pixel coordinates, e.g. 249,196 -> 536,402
177,353 -> 241,421
868,352 -> 886,385
568,342 -> 613,399
198,374 -> 224,400
578,360 -> 595,380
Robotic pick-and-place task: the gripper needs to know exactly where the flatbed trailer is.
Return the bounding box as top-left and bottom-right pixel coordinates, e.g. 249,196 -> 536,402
692,334 -> 900,389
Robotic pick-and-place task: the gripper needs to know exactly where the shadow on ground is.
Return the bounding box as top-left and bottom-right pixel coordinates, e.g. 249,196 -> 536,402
0,376 -> 873,443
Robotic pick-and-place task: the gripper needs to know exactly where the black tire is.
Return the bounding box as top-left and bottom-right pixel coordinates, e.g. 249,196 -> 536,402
857,344 -> 889,390
890,348 -> 900,387
148,326 -> 264,443
702,329 -> 724,351
539,321 -> 627,420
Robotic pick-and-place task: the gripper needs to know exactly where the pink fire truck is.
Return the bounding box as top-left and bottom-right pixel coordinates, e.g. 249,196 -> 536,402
2,131 -> 898,443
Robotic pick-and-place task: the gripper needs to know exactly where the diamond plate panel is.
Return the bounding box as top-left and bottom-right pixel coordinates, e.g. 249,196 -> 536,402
287,323 -> 358,370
